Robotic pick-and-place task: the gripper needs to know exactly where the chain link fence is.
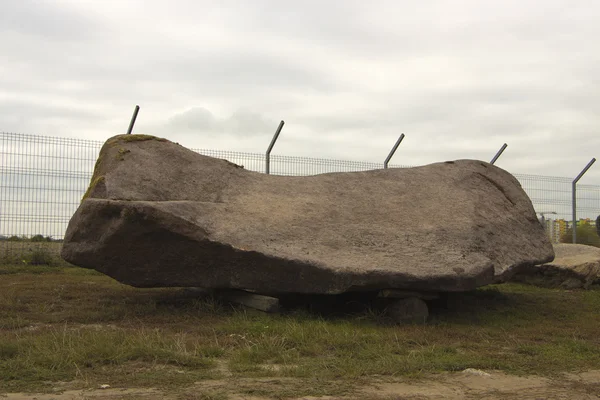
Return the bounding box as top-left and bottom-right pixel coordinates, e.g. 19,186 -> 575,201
1,132 -> 599,264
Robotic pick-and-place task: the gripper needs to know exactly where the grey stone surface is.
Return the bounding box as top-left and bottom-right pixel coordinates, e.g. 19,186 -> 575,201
512,243 -> 600,289
61,134 -> 554,294
217,289 -> 280,313
385,297 -> 429,324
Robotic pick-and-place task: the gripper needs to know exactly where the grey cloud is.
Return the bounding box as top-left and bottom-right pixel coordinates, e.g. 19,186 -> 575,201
167,108 -> 218,132
0,98 -> 110,138
146,51 -> 341,95
0,0 -> 103,41
0,99 -> 105,121
238,1 -> 390,53
162,107 -> 276,137
1,41 -> 340,112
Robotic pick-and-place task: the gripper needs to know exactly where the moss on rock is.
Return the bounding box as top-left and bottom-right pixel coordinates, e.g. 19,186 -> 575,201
116,148 -> 131,161
81,176 -> 105,201
107,134 -> 168,146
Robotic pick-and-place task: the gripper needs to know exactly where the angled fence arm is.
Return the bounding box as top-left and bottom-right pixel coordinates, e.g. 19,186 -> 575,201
384,134 -> 405,169
126,105 -> 140,135
490,143 -> 507,165
266,120 -> 285,174
572,158 -> 596,243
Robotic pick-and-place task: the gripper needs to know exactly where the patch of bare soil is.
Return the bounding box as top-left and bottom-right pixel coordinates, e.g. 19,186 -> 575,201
0,388 -> 162,399
2,370 -> 599,400
359,370 -> 600,399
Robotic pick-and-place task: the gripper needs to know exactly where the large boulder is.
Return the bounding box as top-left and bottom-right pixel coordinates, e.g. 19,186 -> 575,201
511,243 -> 600,289
61,134 -> 554,294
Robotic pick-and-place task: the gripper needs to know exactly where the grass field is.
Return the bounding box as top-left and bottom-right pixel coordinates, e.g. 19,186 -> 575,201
1,264 -> 600,398
0,241 -> 67,267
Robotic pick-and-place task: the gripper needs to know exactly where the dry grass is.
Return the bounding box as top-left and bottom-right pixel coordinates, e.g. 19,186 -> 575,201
1,264 -> 599,397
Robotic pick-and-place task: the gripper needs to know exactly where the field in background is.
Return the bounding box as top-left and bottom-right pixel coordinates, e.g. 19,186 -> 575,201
1,264 -> 599,398
0,241 -> 67,267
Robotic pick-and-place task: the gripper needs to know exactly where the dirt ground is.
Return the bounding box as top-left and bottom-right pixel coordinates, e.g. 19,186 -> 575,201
3,369 -> 599,400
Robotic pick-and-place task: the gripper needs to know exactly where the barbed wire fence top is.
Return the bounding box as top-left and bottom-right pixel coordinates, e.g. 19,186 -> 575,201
1,132 -> 598,241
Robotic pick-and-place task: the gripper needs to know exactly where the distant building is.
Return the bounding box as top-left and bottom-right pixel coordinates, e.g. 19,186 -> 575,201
544,219 -> 562,243
542,218 -> 596,243
557,219 -> 569,240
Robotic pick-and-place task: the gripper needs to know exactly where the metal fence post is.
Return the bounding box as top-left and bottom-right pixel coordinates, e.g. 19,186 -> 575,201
384,134 -> 405,169
572,158 -> 596,243
266,120 -> 285,174
126,105 -> 140,135
490,143 -> 508,165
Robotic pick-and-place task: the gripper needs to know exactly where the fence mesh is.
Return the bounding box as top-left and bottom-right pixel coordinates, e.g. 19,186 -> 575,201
1,132 -> 599,264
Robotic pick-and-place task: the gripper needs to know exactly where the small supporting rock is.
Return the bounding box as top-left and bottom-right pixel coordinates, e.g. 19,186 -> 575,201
378,289 -> 439,300
385,297 -> 429,324
217,289 -> 280,313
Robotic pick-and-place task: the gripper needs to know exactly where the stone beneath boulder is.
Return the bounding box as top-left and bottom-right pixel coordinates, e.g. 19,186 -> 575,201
61,134 -> 554,294
511,243 -> 600,289
385,297 -> 429,324
217,289 -> 280,313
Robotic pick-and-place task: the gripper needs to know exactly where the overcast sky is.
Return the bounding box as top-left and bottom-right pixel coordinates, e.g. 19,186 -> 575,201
1,0 -> 599,182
